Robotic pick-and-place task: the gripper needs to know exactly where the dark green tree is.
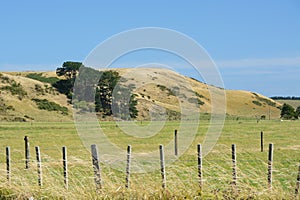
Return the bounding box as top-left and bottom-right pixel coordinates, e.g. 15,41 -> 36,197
296,106 -> 300,118
95,70 -> 121,115
56,61 -> 82,79
280,103 -> 297,119
54,61 -> 82,99
54,62 -> 139,119
129,94 -> 138,119
95,70 -> 138,119
73,66 -> 100,102
111,86 -> 138,120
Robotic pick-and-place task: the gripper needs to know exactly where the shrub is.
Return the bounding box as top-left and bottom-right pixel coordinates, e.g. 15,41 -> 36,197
26,73 -> 59,84
157,84 -> 167,91
32,98 -> 68,115
13,117 -> 27,122
35,84 -> 45,95
157,84 -> 175,96
0,98 -> 15,113
0,74 -> 14,84
188,97 -> 205,105
252,100 -> 262,106
166,108 -> 181,120
195,92 -> 205,99
1,82 -> 27,100
256,96 -> 276,107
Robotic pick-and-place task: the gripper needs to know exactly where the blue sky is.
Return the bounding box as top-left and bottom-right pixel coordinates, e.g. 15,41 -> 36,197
0,1 -> 299,97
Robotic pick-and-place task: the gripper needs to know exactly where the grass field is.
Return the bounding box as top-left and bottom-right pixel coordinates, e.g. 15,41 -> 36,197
0,119 -> 299,199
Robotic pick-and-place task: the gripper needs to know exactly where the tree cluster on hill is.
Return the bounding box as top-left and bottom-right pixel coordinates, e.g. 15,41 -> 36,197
271,96 -> 300,100
280,103 -> 300,120
54,61 -> 138,120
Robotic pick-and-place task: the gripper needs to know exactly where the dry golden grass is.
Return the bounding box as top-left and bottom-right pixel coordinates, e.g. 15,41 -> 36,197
1,68 -> 282,122
0,72 -> 72,122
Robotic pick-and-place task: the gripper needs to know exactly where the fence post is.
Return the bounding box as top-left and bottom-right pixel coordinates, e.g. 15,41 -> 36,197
125,145 -> 131,189
296,163 -> 300,196
232,144 -> 237,186
268,143 -> 273,190
261,131 -> 264,152
197,144 -> 203,190
174,130 -> 178,156
24,136 -> 30,169
91,144 -> 102,190
62,146 -> 68,190
6,146 -> 10,183
35,146 -> 42,187
159,144 -> 166,190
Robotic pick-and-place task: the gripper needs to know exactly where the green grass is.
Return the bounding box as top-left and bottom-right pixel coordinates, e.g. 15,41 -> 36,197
0,119 -> 299,199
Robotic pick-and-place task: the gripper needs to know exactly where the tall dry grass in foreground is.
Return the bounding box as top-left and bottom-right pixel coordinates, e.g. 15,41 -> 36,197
0,120 -> 299,199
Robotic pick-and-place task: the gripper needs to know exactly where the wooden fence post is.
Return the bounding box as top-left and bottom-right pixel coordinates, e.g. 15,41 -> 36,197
261,131 -> 264,152
296,163 -> 300,195
268,143 -> 273,190
197,144 -> 203,190
62,146 -> 68,190
125,145 -> 131,189
6,146 -> 10,183
91,144 -> 102,190
35,146 -> 42,187
159,144 -> 166,190
232,144 -> 237,186
174,130 -> 178,156
24,136 -> 30,169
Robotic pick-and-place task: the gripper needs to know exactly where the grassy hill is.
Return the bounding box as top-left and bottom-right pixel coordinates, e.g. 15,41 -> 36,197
0,68 -> 282,121
116,68 -> 281,120
0,72 -> 72,122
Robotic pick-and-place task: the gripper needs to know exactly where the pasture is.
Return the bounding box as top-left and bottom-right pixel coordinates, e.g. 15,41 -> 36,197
0,119 -> 299,199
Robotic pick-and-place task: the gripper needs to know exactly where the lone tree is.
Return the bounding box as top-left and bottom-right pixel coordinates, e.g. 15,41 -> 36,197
280,103 -> 297,119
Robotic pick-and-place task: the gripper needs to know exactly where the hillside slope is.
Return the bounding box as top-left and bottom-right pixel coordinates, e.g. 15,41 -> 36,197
0,72 -> 72,122
0,69 -> 282,121
116,68 -> 281,120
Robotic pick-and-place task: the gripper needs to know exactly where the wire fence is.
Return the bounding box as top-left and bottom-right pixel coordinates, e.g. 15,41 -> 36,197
0,121 -> 299,198
0,139 -> 299,199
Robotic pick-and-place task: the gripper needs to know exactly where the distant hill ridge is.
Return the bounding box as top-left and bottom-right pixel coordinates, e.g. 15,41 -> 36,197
271,96 -> 300,100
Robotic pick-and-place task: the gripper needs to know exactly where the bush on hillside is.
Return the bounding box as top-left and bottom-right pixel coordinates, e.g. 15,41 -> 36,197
26,73 -> 59,84
157,84 -> 176,96
252,100 -> 262,106
1,82 -> 27,100
32,98 -> 68,115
